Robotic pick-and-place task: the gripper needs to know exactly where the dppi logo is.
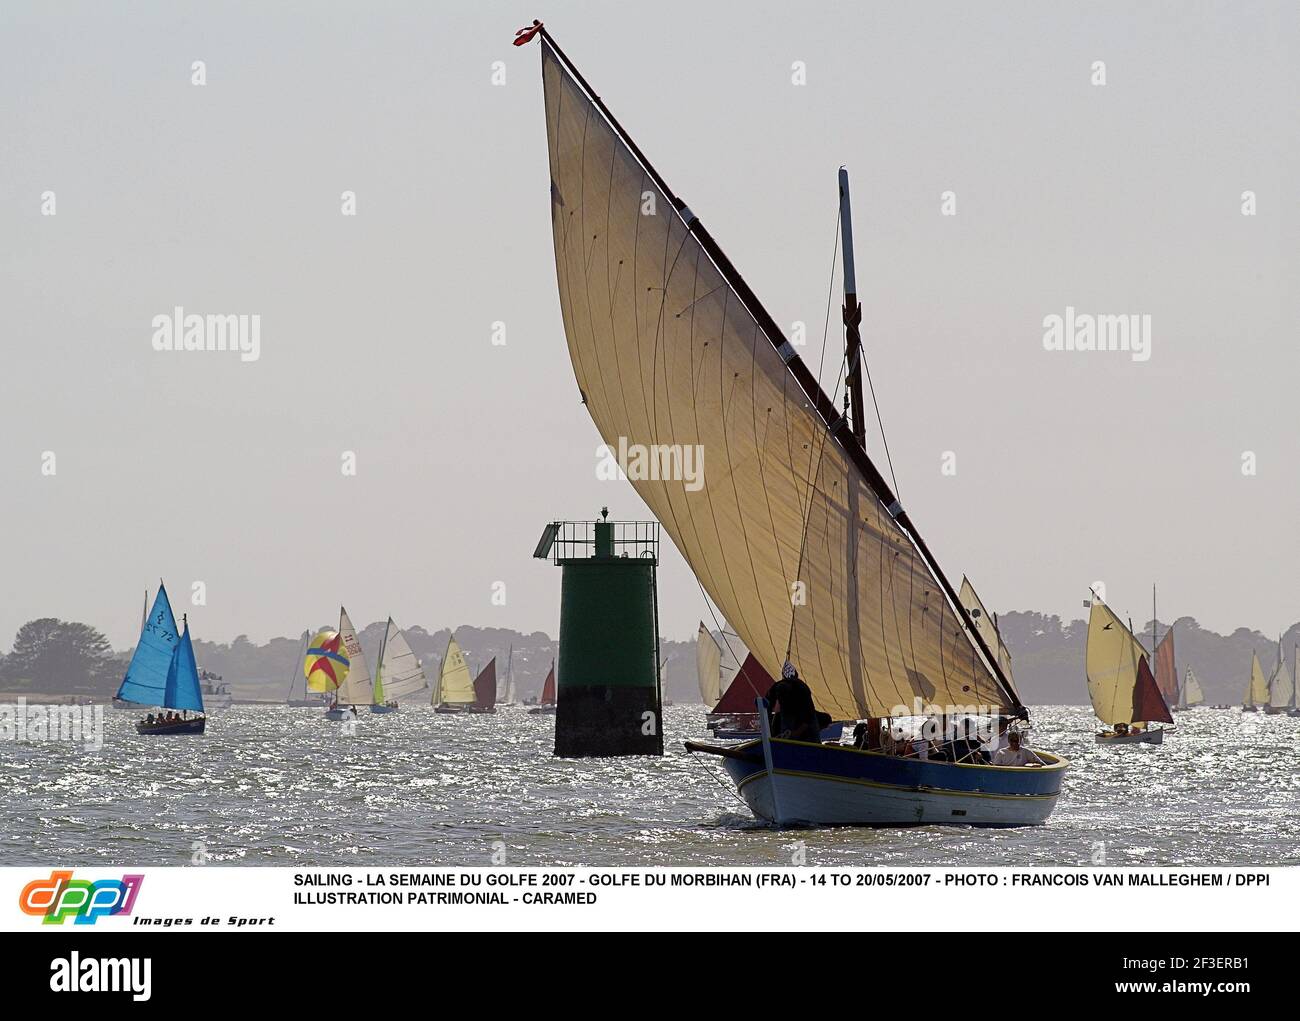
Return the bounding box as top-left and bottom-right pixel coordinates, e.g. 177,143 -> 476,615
19,870 -> 143,925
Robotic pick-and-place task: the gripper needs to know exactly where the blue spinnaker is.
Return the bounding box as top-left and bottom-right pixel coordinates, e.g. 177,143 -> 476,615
115,584 -> 179,707
164,624 -> 205,713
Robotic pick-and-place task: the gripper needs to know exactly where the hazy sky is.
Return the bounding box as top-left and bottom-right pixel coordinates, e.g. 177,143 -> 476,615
1,1 -> 1295,651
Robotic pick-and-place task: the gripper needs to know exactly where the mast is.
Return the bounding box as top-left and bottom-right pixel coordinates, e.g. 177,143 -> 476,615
374,617 -> 391,704
528,25 -> 1023,717
838,168 -> 867,448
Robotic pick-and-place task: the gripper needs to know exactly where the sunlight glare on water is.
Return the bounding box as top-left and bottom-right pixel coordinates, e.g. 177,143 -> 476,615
1,705 -> 1296,867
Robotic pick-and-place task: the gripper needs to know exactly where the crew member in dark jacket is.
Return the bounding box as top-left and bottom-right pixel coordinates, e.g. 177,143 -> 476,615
766,662 -> 822,742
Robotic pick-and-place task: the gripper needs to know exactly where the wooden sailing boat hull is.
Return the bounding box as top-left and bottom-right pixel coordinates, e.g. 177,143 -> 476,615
1240,705 -> 1260,713
324,707 -> 353,721
136,717 -> 206,735
1262,706 -> 1289,715
368,703 -> 400,714
1095,728 -> 1165,745
692,739 -> 1066,827
527,704 -> 557,715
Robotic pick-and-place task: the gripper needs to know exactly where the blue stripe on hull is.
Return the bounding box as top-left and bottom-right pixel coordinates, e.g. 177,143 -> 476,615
719,739 -> 1067,827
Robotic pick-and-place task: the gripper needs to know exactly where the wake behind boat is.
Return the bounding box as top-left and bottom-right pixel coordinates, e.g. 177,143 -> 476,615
519,22 -> 1065,827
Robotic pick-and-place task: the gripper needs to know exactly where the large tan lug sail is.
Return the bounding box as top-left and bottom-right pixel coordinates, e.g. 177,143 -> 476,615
540,40 -> 1007,722
958,576 -> 1019,702
1086,599 -> 1144,726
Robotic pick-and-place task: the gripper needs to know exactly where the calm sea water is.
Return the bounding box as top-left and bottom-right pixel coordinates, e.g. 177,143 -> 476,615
1,704 -> 1296,867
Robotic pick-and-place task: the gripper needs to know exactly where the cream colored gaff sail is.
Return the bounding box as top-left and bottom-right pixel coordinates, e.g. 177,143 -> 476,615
337,607 -> 373,705
958,576 -> 1019,702
1245,652 -> 1269,707
696,623 -> 722,706
434,636 -> 475,706
375,618 -> 428,702
1085,600 -> 1145,725
1181,668 -> 1205,707
540,42 -> 1007,722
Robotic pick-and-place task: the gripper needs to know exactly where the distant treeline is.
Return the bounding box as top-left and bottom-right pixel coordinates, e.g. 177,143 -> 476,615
1,612 -> 1295,706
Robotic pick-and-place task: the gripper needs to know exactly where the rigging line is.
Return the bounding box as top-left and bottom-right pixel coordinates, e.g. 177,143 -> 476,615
786,208 -> 846,661
860,354 -> 901,501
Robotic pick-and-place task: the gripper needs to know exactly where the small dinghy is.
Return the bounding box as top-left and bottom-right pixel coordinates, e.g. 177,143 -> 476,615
322,607 -> 372,721
1174,667 -> 1205,712
527,662 -> 557,715
368,616 -> 428,714
116,583 -> 207,736
432,635 -> 477,713
1086,595 -> 1173,745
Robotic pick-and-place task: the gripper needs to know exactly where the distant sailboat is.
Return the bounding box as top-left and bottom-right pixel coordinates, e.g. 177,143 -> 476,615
1290,646 -> 1300,717
327,607 -> 371,720
706,654 -> 774,739
469,657 -> 498,714
1265,641 -> 1294,715
117,583 -> 206,735
528,661 -> 557,715
1242,651 -> 1269,713
497,645 -> 519,706
433,635 -> 477,713
1177,667 -> 1205,711
1086,596 -> 1172,744
369,617 -> 428,714
302,629 -> 346,709
520,22 -> 1066,826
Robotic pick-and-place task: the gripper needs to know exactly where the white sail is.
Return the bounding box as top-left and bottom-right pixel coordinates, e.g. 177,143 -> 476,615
1182,668 -> 1204,707
1268,654 -> 1294,709
434,636 -> 475,706
374,618 -> 427,702
958,576 -> 1019,701
336,607 -> 373,705
499,646 -> 517,704
696,623 -> 722,705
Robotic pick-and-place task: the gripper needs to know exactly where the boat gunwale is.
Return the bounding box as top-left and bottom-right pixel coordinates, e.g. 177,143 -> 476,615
706,736 -> 1070,774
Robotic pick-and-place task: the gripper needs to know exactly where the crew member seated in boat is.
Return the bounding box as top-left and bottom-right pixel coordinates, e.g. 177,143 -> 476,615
1113,722 -> 1130,737
852,718 -> 884,750
765,662 -> 821,742
991,730 -> 1043,767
